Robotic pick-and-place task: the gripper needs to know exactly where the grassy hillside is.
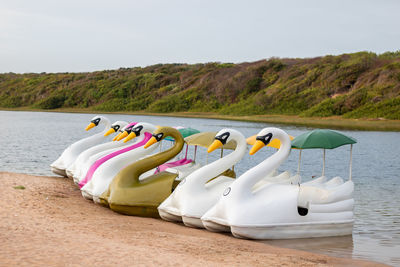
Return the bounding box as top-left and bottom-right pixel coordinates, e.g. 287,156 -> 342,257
1,51 -> 399,120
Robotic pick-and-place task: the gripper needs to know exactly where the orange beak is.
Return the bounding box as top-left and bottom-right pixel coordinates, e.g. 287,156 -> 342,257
207,140 -> 223,153
144,137 -> 157,149
85,122 -> 96,131
124,132 -> 137,143
249,140 -> 265,155
116,131 -> 129,141
104,128 -> 116,137
113,132 -> 122,141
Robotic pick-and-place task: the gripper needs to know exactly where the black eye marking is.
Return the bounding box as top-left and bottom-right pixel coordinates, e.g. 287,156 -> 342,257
215,132 -> 230,145
256,133 -> 273,145
153,133 -> 164,141
91,118 -> 101,126
112,125 -> 120,131
132,125 -> 143,136
124,125 -> 134,133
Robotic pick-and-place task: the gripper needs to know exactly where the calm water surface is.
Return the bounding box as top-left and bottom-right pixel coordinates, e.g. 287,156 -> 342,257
0,110 -> 399,266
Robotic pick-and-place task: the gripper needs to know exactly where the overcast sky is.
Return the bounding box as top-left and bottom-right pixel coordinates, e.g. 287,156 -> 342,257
1,0 -> 399,73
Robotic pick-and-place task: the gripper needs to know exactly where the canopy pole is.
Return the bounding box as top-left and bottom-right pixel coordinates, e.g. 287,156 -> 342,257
322,149 -> 325,177
297,149 -> 302,175
194,145 -> 197,161
184,144 -> 188,159
206,153 -> 208,165
220,147 -> 224,158
349,144 -> 353,181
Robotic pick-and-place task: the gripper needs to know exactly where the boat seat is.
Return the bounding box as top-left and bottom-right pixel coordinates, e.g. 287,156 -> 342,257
265,169 -> 278,178
307,177 -> 344,190
302,176 -> 327,186
205,168 -> 237,184
165,162 -> 202,181
298,180 -> 354,208
253,171 -> 290,191
154,158 -> 194,174
321,176 -> 344,188
268,173 -> 301,185
252,172 -> 302,193
265,171 -> 291,183
286,174 -> 301,185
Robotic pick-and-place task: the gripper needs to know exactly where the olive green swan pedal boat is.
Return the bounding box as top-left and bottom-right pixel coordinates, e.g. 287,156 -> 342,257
100,126 -> 185,217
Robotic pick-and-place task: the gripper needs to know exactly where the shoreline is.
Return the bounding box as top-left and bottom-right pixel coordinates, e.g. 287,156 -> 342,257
1,171 -> 386,266
1,107 -> 400,131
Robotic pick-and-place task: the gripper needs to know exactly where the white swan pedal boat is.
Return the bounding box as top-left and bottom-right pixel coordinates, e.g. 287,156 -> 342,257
65,120 -> 128,179
158,129 -> 300,229
201,127 -> 356,239
50,116 -> 111,177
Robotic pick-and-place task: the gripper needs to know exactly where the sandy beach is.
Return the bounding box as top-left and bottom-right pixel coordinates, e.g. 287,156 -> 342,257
0,172 -> 385,266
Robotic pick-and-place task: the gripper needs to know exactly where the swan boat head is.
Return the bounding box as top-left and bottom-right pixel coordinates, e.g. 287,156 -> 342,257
144,126 -> 183,148
122,122 -> 156,143
104,121 -> 128,137
207,129 -> 241,153
85,115 -> 109,131
113,123 -> 131,141
115,123 -> 137,141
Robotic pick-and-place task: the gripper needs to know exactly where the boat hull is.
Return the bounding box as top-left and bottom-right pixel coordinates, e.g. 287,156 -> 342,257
202,220 -> 231,233
158,209 -> 183,222
230,220 -> 354,239
51,166 -> 67,177
109,204 -> 160,218
182,216 -> 204,228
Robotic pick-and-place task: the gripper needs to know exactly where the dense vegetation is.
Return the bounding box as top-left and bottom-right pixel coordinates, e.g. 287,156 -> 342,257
1,51 -> 399,119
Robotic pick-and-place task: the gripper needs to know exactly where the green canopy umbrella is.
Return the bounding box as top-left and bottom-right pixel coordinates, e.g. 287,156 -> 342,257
165,127 -> 200,141
291,129 -> 357,149
163,127 -> 201,161
291,129 -> 357,180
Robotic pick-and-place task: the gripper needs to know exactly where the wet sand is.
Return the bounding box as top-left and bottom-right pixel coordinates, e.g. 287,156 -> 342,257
0,172 -> 386,266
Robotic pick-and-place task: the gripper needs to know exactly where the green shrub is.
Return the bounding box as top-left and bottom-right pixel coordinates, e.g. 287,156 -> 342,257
219,98 -> 264,115
94,98 -> 128,111
300,95 -> 349,117
35,95 -> 66,109
0,95 -> 23,107
126,96 -> 154,111
217,63 -> 235,68
244,77 -> 263,94
378,51 -> 400,60
344,97 -> 400,119
148,94 -> 189,113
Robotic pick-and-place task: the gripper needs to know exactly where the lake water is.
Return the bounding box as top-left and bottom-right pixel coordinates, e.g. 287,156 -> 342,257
0,110 -> 399,266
